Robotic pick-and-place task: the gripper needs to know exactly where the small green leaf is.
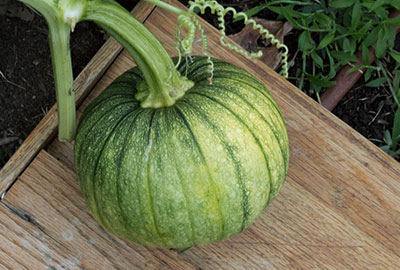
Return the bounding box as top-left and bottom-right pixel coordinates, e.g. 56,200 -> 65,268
364,77 -> 387,87
330,51 -> 359,62
307,75 -> 336,87
330,0 -> 355,8
351,0 -> 361,30
354,21 -> 373,41
373,7 -> 388,19
347,65 -> 367,74
233,4 -> 267,22
385,16 -> 400,26
362,44 -> 371,65
317,32 -> 335,50
326,50 -> 336,79
342,38 -> 356,53
364,68 -> 373,82
389,50 -> 400,65
392,107 -> 400,149
311,51 -> 324,68
315,13 -> 332,28
298,31 -> 315,53
368,0 -> 384,12
375,27 -> 387,58
391,0 -> 400,9
363,27 -> 379,47
393,70 -> 400,97
384,130 -> 393,145
387,25 -> 396,48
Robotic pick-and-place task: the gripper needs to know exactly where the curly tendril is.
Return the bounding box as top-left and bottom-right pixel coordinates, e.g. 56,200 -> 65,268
173,0 -> 289,79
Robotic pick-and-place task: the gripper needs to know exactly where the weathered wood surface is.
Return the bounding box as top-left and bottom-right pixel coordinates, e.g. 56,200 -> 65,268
0,1 -> 156,195
2,0 -> 400,269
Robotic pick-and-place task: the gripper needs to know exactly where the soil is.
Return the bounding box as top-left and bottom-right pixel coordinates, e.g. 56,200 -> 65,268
0,0 -> 398,169
0,0 -> 137,168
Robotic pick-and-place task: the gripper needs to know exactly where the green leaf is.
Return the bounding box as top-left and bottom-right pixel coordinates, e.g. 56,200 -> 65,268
354,20 -> 373,41
317,32 -> 335,50
364,77 -> 387,87
392,107 -> 400,149
326,50 -> 337,79
362,44 -> 371,65
389,50 -> 400,65
307,75 -> 336,87
233,5 -> 266,22
342,38 -> 356,53
362,26 -> 379,47
387,25 -> 396,49
330,51 -> 359,62
375,26 -> 387,58
391,0 -> 400,9
311,51 -> 323,68
394,70 -> 400,97
373,7 -> 388,19
347,65 -> 368,73
315,13 -> 332,28
364,67 -> 373,82
298,31 -> 315,53
385,16 -> 400,26
368,0 -> 385,12
330,0 -> 355,8
279,6 -> 304,29
351,0 -> 362,30
384,130 -> 392,145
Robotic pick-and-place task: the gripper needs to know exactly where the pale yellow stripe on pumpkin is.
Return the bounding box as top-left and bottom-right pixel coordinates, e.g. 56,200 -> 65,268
184,92 -> 272,228
176,101 -> 244,240
191,82 -> 286,202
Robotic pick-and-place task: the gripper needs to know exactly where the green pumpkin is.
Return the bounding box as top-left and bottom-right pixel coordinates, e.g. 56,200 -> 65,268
74,56 -> 289,248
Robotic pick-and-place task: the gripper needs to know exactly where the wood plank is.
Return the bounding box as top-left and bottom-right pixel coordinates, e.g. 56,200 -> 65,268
13,0 -> 400,268
2,150 -> 399,269
0,1 -> 156,195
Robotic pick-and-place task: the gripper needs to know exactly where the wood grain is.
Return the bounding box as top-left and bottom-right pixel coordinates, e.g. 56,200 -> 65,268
3,0 -> 400,269
1,151 -> 197,270
0,1 -> 156,195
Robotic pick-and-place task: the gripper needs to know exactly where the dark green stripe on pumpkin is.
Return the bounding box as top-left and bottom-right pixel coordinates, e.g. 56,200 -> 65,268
85,103 -> 139,228
75,99 -> 138,172
114,109 -> 162,246
146,108 -> 195,247
113,109 -> 149,245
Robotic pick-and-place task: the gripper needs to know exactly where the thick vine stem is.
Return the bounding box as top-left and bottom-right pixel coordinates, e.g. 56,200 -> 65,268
19,0 -> 79,141
83,0 -> 194,108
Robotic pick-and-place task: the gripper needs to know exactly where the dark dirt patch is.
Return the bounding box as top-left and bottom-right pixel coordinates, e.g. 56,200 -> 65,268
333,84 -> 395,143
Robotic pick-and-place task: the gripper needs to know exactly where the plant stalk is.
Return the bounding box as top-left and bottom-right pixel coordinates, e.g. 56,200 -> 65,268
19,0 -> 77,142
83,0 -> 194,108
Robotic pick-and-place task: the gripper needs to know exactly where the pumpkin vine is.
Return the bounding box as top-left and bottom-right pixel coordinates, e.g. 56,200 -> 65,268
170,0 -> 290,79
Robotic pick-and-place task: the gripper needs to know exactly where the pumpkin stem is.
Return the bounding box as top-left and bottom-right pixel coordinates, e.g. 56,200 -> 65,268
83,0 -> 194,108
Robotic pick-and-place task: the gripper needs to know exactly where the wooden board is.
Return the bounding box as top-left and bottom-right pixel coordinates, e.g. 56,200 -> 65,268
0,1 -> 156,195
2,0 -> 400,269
